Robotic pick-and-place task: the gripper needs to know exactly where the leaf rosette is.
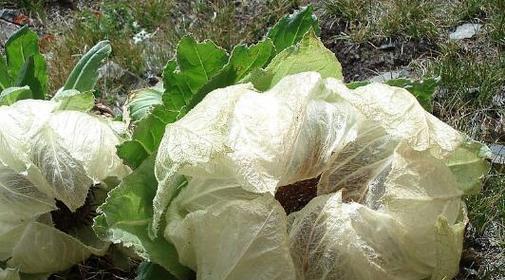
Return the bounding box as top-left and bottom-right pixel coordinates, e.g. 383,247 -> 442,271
96,6 -> 489,280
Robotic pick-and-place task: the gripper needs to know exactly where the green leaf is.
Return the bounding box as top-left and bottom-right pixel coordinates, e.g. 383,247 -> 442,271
189,39 -> 275,107
446,141 -> 491,194
202,39 -> 275,89
13,55 -> 47,99
346,78 -> 438,112
226,39 -> 275,82
125,87 -> 164,123
345,81 -> 370,89
94,156 -> 193,280
5,26 -> 47,99
118,37 -> 228,168
63,41 -> 112,93
52,89 -> 95,112
117,105 -> 178,168
267,5 -> 320,54
0,57 -> 11,91
135,262 -> 179,280
0,86 -> 32,106
245,30 -> 343,91
171,36 -> 229,93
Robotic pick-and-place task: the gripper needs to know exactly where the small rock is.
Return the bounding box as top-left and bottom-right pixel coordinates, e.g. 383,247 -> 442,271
146,74 -> 160,86
492,87 -> 505,107
449,23 -> 482,40
0,9 -> 32,25
378,42 -> 395,50
0,19 -> 19,47
369,69 -> 410,83
98,61 -> 125,80
489,144 -> 505,165
0,9 -> 19,22
98,61 -> 143,88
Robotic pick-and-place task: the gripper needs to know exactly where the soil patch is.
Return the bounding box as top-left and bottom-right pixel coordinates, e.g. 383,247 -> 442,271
320,21 -> 438,82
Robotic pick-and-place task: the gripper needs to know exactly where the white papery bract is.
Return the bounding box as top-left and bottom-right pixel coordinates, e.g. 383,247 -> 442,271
154,72 -> 488,280
0,99 -> 129,275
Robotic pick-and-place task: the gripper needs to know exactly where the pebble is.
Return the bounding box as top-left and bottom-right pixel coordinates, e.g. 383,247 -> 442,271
0,19 -> 19,47
489,144 -> 505,165
368,69 -> 410,83
449,23 -> 482,40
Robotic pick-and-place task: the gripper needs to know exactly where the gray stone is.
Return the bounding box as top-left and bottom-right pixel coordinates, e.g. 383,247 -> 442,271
489,144 -> 505,165
369,69 -> 410,83
98,61 -> 143,86
98,61 -> 125,80
449,23 -> 482,40
0,19 -> 19,47
492,87 -> 505,107
0,9 -> 20,23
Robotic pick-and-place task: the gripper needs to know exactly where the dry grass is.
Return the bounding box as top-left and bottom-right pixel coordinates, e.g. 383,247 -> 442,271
43,0 -> 299,94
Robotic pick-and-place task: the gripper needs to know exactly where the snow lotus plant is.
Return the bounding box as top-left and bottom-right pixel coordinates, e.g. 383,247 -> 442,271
0,38 -> 130,278
95,6 -> 489,280
158,72 -> 490,280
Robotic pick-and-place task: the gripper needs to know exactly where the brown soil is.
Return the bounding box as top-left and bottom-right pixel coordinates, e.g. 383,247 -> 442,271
275,176 -> 320,214
320,21 -> 438,82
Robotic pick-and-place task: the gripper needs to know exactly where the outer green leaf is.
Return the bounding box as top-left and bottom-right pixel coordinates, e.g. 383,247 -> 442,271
246,30 -> 343,91
5,26 -> 47,99
52,89 -> 95,112
125,87 -> 164,123
117,106 -> 178,168
0,87 -> 32,106
135,262 -> 178,280
13,55 -> 47,100
63,41 -> 112,93
267,5 -> 320,54
0,58 -> 11,91
196,39 -> 275,93
94,156 -> 192,280
5,26 -> 38,79
118,37 -> 228,168
173,36 -> 229,93
345,81 -> 370,89
446,141 -> 491,194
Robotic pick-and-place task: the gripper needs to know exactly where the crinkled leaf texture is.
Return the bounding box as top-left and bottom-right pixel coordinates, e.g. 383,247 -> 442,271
166,192 -> 295,280
155,72 -> 488,280
0,99 -> 129,275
